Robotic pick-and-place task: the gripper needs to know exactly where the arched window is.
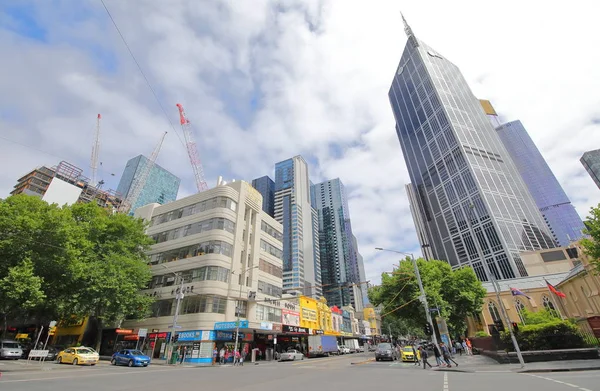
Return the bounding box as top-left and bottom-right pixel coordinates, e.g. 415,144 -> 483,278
488,301 -> 501,322
514,300 -> 526,324
542,295 -> 555,311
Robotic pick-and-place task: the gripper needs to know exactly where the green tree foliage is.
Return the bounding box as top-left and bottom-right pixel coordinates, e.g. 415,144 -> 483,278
0,195 -> 154,347
0,259 -> 46,338
368,258 -> 486,335
580,205 -> 600,269
521,309 -> 561,325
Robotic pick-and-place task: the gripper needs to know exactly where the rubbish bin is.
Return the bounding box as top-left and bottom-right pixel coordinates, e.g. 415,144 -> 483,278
170,351 -> 179,364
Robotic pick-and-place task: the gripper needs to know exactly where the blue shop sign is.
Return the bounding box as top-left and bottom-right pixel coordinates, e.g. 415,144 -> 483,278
177,330 -> 203,342
214,331 -> 245,341
214,320 -> 248,330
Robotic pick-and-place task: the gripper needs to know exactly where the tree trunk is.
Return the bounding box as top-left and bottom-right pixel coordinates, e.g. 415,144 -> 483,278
95,318 -> 103,353
2,313 -> 7,340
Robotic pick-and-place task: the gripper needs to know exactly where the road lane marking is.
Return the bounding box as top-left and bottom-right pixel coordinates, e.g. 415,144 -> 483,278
443,372 -> 448,391
524,373 -> 591,391
291,355 -> 356,366
0,366 -> 191,383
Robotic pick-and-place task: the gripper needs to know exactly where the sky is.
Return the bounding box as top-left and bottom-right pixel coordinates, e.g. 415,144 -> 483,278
1,0 -> 600,286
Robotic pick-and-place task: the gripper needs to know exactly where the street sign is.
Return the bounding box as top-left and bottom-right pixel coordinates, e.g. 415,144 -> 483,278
28,350 -> 49,358
49,321 -> 57,328
138,328 -> 148,337
168,325 -> 183,329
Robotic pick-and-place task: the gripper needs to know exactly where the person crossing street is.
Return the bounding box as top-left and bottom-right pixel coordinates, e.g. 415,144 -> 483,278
418,346 -> 432,369
440,342 -> 458,367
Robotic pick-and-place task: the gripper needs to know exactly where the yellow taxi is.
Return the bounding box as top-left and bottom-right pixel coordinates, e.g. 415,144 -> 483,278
56,347 -> 100,366
401,346 -> 420,362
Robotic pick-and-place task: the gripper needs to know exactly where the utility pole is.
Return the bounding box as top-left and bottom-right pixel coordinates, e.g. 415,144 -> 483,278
233,265 -> 259,364
375,248 -> 439,348
163,265 -> 184,364
467,203 -> 525,367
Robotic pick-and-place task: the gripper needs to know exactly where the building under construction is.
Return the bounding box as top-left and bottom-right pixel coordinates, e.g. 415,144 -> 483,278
10,160 -> 122,209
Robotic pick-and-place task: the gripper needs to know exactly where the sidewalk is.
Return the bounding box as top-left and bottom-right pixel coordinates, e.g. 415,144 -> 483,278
433,354 -> 600,373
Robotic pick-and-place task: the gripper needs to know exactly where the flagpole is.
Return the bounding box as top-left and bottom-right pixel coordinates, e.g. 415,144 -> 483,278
545,281 -> 565,320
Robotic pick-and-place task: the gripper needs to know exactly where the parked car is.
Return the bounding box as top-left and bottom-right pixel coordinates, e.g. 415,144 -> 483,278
400,346 -> 420,362
56,347 -> 99,365
0,340 -> 23,360
356,346 -> 365,353
111,349 -> 151,367
279,349 -> 304,361
375,343 -> 398,362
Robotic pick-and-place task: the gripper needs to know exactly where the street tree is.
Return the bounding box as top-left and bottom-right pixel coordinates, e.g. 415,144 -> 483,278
369,258 -> 486,335
0,259 -> 46,338
68,203 -> 154,350
581,204 -> 600,270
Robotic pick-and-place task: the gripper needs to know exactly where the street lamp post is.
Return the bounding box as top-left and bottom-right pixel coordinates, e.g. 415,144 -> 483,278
233,265 -> 259,364
162,264 -> 184,364
466,204 -> 525,367
375,248 -> 439,348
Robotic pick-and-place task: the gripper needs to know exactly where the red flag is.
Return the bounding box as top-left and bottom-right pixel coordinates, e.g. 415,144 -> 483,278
545,280 -> 566,298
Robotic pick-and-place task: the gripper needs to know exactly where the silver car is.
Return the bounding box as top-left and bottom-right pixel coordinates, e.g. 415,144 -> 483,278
1,340 -> 23,360
279,349 -> 304,361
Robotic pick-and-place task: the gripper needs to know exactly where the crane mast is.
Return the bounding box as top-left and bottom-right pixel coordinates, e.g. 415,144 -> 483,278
90,114 -> 101,187
176,103 -> 209,192
118,132 -> 167,214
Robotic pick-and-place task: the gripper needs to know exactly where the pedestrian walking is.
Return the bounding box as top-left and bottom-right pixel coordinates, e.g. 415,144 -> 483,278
239,350 -> 244,366
219,347 -> 225,365
234,350 -> 241,366
418,346 -> 432,369
440,342 -> 458,367
212,346 -> 218,365
461,340 -> 468,356
180,346 -> 187,364
412,346 -> 420,366
465,338 -> 473,355
433,344 -> 443,367
455,341 -> 463,356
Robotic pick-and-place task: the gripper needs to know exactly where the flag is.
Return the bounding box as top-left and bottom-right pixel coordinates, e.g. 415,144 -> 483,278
545,280 -> 566,298
510,287 -> 531,299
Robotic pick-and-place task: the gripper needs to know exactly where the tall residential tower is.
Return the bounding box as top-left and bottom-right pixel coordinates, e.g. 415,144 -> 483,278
389,17 -> 555,281
274,156 -> 322,297
313,178 -> 366,311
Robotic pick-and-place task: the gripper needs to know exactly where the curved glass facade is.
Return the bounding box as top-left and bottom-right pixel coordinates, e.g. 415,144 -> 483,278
388,28 -> 555,280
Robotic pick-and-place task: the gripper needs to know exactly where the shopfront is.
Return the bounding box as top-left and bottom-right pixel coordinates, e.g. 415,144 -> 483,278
174,330 -> 215,365
278,325 -> 309,354
143,331 -> 171,359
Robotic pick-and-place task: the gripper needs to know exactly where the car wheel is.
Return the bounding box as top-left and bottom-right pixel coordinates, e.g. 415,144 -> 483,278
376,358 -> 379,362
292,356 -> 296,361
72,358 -> 78,365
111,358 -> 117,365
128,359 -> 134,367
57,356 -> 63,364
301,356 -> 304,360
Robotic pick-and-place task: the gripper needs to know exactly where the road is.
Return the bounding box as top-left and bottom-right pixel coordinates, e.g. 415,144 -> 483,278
1,353 -> 600,391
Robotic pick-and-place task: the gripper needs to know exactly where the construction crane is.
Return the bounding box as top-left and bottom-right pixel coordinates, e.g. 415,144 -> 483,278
90,114 -> 101,187
118,132 -> 167,214
176,103 -> 209,192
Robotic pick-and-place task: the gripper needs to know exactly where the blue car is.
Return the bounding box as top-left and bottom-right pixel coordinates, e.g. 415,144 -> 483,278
111,349 -> 151,367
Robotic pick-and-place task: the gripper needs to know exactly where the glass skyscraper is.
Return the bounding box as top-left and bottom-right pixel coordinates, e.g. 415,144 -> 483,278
116,155 -> 180,213
313,178 -> 366,311
495,119 -> 585,246
274,156 -> 322,297
251,175 -> 275,218
389,17 -> 555,281
581,149 -> 600,190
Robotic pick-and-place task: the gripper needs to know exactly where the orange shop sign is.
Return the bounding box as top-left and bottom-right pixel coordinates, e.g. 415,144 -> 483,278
116,328 -> 134,335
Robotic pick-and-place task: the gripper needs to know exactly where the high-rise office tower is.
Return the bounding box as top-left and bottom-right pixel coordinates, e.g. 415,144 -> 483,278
494,117 -> 585,246
581,149 -> 600,190
274,156 -> 322,297
313,179 -> 366,311
117,155 -> 180,213
389,17 -> 555,281
405,183 -> 435,261
252,175 -> 275,218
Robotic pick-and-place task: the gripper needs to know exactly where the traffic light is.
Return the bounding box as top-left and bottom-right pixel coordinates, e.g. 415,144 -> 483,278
48,327 -> 56,336
172,333 -> 179,343
511,322 -> 519,333
494,319 -> 504,332
424,323 -> 433,335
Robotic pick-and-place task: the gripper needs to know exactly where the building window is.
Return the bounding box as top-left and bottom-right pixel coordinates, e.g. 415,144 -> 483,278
257,280 -> 282,298
255,304 -> 282,322
150,196 -> 237,226
514,300 -> 526,324
235,300 -> 248,317
150,299 -> 174,317
261,221 -> 283,242
151,217 -> 235,243
149,240 -> 234,265
488,301 -> 501,322
259,258 -> 283,278
260,239 -> 284,260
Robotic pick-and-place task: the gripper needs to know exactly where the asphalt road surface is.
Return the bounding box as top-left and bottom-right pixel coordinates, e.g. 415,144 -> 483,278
2,354 -> 600,391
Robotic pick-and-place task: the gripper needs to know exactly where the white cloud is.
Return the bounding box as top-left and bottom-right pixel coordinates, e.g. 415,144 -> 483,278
1,0 -> 599,287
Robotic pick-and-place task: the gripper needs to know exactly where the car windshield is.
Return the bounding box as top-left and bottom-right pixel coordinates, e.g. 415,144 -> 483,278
128,350 -> 145,356
403,347 -> 414,352
2,342 -> 20,349
378,344 -> 391,349
75,348 -> 94,355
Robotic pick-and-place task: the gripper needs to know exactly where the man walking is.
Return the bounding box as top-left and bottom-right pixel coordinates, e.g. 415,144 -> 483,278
412,345 -> 420,366
433,343 -> 443,367
219,347 -> 225,365
418,346 -> 432,369
440,342 -> 458,367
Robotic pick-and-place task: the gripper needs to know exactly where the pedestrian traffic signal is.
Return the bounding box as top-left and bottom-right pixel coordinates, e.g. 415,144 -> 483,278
494,319 -> 505,332
511,322 -> 519,332
172,334 -> 179,343
424,323 -> 433,335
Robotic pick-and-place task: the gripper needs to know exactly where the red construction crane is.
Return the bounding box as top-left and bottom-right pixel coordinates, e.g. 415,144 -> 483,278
176,103 -> 209,192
